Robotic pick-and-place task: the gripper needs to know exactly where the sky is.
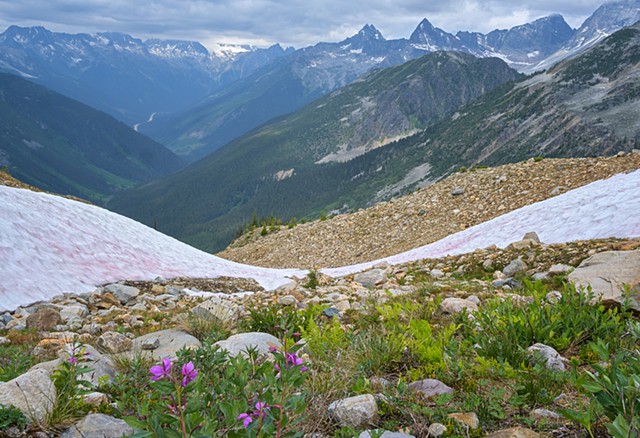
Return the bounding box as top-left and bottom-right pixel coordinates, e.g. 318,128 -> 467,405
0,0 -> 609,50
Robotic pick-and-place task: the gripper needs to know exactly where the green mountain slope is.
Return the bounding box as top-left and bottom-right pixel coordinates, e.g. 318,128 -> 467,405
108,52 -> 520,250
0,73 -> 183,203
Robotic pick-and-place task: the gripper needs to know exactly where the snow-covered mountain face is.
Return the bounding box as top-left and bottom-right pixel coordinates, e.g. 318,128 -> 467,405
1,169 -> 639,311
0,25 -> 292,124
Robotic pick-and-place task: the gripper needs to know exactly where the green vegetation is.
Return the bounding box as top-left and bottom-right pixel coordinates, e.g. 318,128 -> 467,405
2,267 -> 639,436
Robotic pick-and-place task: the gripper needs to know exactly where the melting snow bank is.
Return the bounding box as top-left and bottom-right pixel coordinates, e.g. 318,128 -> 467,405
0,187 -> 305,311
325,169 -> 640,278
1,169 -> 639,311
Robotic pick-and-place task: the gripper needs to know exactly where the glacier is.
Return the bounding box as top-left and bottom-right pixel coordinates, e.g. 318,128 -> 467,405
1,169 -> 639,311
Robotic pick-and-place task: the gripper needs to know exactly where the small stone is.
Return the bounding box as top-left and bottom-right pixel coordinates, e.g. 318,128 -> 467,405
548,264 -> 573,275
485,427 -> 540,438
328,394 -> 378,428
530,408 -> 561,420
493,278 -> 521,289
104,284 -> 140,305
527,343 -> 566,372
278,295 -> 297,306
354,269 -> 386,289
430,269 -> 444,279
335,300 -> 351,312
448,412 -> 479,429
428,423 -> 447,437
439,297 -> 478,314
0,336 -> 10,345
60,413 -> 135,438
503,259 -> 527,277
451,187 -> 465,196
323,307 -> 340,318
97,331 -> 133,353
407,379 -> 454,399
545,291 -> 562,303
215,332 -> 281,359
83,391 -> 109,406
359,431 -> 415,438
522,232 -> 541,243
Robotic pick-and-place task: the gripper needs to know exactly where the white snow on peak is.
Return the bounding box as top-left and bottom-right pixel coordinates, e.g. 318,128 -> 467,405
1,169 -> 639,311
209,43 -> 252,59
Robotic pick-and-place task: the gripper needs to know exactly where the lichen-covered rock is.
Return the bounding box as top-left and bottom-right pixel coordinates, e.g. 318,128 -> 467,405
215,332 -> 281,358
60,413 -> 135,437
0,368 -> 55,422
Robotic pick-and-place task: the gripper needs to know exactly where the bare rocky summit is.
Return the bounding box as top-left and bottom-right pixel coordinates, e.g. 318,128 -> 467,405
219,153 -> 640,269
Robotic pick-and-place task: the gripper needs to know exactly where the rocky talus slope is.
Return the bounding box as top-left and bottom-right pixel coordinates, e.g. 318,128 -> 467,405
220,153 -> 640,268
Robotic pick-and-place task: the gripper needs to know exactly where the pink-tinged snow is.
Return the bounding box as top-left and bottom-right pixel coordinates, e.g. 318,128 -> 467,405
325,169 -> 640,278
1,169 -> 639,311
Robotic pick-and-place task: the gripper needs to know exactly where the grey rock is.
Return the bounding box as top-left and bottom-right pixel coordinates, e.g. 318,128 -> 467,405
548,264 -> 573,275
215,332 -> 281,358
328,394 -> 378,428
131,329 -> 201,361
104,284 -> 140,305
430,269 -> 444,279
97,331 -> 133,353
428,423 -> 447,437
83,392 -> 109,406
522,232 -> 541,243
0,368 -> 55,422
527,343 -> 566,372
439,297 -> 478,314
545,291 -> 562,303
407,379 -> 454,398
60,413 -> 135,438
568,251 -> 640,311
451,187 -> 465,196
485,427 -> 540,438
191,297 -> 240,325
530,408 -> 562,419
503,259 -> 528,277
354,269 -> 386,289
360,431 -> 415,438
0,336 -> 9,345
141,338 -> 160,350
492,278 -> 522,289
278,295 -> 297,306
59,304 -> 89,322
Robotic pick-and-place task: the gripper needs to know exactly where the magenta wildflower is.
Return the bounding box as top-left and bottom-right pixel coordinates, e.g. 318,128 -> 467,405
68,356 -> 78,364
238,412 -> 252,428
181,361 -> 198,387
150,357 -> 172,381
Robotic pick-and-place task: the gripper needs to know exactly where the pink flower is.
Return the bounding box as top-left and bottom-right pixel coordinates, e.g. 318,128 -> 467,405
150,357 -> 172,381
181,361 -> 198,387
68,356 -> 78,364
238,413 -> 252,428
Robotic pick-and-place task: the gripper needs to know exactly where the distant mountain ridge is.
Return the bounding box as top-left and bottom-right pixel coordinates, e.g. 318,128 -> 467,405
0,25 -> 293,124
107,23 -> 640,253
0,73 -> 182,203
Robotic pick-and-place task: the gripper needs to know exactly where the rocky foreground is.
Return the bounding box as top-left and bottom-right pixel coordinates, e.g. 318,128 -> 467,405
1,232 -> 639,436
220,153 -> 640,268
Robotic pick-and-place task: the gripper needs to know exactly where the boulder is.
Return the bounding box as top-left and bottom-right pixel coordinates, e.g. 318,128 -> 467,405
568,251 -> 640,311
60,413 -> 135,438
191,297 -> 240,325
503,259 -> 527,277
97,331 -> 133,353
0,368 -> 55,422
328,394 -> 378,428
59,304 -> 89,322
215,332 -> 281,358
104,284 -> 140,305
131,329 -> 201,361
354,269 -> 386,289
26,308 -> 62,330
428,423 -> 447,437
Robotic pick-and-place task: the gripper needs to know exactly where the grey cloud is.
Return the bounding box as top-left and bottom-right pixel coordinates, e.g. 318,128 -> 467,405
0,0 -> 613,48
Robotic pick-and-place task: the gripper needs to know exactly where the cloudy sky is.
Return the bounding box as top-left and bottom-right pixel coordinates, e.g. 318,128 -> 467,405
0,0 -> 608,49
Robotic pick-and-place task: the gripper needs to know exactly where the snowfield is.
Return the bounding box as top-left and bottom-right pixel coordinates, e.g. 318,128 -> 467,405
1,169 -> 639,311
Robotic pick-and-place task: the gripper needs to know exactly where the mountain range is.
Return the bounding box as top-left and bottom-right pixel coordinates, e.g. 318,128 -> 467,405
107,23 -> 640,253
0,73 -> 181,203
1,1 -> 639,162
